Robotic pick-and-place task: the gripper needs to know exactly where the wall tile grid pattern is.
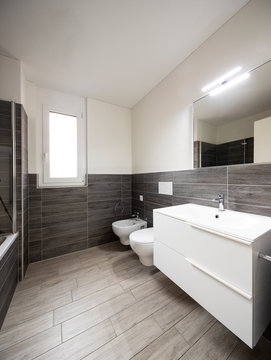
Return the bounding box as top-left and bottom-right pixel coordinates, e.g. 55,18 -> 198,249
132,163 -> 271,225
29,163 -> 271,261
28,174 -> 132,262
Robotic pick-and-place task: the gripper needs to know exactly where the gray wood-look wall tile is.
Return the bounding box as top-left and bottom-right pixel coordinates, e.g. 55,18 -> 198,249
173,184 -> 227,200
132,164 -> 271,224
173,167 -> 227,184
28,174 -> 132,262
228,185 -> 271,207
228,203 -> 271,217
228,163 -> 271,185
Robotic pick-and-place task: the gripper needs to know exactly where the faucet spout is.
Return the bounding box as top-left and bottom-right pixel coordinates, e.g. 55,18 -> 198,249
213,194 -> 225,211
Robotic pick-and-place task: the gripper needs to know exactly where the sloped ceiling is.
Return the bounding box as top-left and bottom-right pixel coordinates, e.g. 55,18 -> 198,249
0,0 -> 249,107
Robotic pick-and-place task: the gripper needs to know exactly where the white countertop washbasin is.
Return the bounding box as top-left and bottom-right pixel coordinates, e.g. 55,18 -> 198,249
154,203 -> 271,242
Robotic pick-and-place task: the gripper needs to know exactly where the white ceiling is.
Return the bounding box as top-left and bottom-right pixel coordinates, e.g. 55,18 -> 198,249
0,0 -> 249,108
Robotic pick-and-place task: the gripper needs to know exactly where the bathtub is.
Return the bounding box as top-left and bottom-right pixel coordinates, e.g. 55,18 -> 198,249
0,233 -> 18,261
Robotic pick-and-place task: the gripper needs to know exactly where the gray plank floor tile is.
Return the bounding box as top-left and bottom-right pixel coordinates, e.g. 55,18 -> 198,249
54,283 -> 124,325
180,321 -> 239,360
1,240 -> 270,360
62,292 -> 136,341
83,317 -> 163,360
132,327 -> 190,360
227,336 -> 271,360
175,306 -> 216,346
35,320 -> 115,360
0,325 -> 61,360
0,313 -> 53,352
153,294 -> 198,332
110,287 -> 177,336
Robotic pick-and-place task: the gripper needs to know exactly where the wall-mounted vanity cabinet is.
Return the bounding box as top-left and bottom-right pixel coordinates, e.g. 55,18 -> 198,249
153,204 -> 271,348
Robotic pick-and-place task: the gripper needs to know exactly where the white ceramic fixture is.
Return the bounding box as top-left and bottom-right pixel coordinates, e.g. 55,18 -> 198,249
112,218 -> 147,245
129,228 -> 154,266
153,203 -> 271,348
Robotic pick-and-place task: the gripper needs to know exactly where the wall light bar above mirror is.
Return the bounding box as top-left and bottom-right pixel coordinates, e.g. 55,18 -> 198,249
201,66 -> 242,93
209,72 -> 250,96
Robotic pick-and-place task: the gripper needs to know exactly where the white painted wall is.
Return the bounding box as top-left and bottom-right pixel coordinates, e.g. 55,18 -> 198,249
87,98 -> 132,174
0,54 -> 21,103
216,118 -> 254,144
26,85 -> 86,177
196,120 -> 217,144
26,85 -> 132,175
20,63 -> 27,110
254,117 -> 271,163
25,81 -> 37,174
132,0 -> 271,173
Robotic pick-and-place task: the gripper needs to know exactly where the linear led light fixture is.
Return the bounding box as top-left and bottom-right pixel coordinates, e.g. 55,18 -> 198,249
209,72 -> 250,96
201,66 -> 242,93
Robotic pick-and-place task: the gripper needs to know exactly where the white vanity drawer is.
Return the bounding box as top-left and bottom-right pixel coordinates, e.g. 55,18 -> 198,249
154,212 -> 253,294
154,240 -> 253,347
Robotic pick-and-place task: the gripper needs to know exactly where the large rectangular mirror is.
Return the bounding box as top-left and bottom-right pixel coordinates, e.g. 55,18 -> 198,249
193,60 -> 271,168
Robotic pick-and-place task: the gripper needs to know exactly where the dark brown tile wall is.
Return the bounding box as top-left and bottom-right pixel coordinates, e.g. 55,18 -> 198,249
132,163 -> 271,225
16,104 -> 29,279
28,174 -> 132,262
0,239 -> 18,328
0,100 -> 12,234
194,138 -> 254,168
0,100 -> 28,329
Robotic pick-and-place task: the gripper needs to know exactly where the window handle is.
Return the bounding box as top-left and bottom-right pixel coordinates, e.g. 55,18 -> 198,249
44,152 -> 49,162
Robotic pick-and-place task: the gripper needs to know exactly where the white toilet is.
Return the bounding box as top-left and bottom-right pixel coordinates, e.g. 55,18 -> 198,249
112,218 -> 147,245
129,227 -> 154,266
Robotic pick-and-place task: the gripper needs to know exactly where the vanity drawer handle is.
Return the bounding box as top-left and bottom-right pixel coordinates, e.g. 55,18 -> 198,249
186,223 -> 252,246
259,253 -> 271,262
185,257 -> 252,300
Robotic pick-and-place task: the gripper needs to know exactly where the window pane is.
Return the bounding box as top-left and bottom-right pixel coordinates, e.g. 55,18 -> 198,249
49,112 -> 77,178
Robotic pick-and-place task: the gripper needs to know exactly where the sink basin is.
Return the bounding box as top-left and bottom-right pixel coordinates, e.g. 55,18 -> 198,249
154,203 -> 271,242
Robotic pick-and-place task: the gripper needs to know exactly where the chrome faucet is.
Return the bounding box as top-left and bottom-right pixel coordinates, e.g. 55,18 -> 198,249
213,194 -> 225,211
132,212 -> 140,221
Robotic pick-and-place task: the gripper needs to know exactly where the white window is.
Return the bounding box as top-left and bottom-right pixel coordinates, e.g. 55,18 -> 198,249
42,105 -> 86,187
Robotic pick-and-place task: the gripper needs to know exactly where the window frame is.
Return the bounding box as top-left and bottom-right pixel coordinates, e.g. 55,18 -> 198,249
41,105 -> 87,187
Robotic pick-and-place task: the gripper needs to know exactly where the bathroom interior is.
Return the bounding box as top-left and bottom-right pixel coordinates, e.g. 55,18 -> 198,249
1,0 -> 271,358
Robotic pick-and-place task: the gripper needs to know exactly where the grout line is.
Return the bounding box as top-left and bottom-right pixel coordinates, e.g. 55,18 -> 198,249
60,323 -> 63,343
226,166 -> 229,209
227,183 -> 271,187
178,321 -> 218,359
109,317 -> 117,337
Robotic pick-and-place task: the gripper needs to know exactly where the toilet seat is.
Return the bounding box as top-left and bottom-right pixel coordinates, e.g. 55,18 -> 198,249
129,228 -> 153,244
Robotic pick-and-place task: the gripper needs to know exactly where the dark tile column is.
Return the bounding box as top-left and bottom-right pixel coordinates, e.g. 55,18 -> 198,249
16,104 -> 29,279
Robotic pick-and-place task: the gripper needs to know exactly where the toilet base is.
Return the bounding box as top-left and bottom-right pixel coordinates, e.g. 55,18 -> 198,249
138,255 -> 153,266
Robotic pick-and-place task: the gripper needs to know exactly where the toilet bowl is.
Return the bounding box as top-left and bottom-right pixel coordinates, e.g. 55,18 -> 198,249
112,218 -> 147,245
129,227 -> 153,266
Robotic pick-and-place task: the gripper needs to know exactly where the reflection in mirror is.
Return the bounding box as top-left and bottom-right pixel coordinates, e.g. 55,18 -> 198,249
193,60 -> 271,168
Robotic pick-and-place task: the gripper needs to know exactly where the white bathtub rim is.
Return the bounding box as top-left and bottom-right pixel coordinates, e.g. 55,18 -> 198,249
0,232 -> 18,261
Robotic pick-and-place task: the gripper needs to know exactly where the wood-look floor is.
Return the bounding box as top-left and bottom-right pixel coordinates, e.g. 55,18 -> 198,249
0,241 -> 271,360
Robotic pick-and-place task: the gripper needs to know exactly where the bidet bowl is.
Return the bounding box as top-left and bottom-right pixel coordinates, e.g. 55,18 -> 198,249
112,218 -> 147,245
